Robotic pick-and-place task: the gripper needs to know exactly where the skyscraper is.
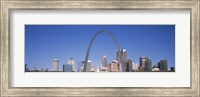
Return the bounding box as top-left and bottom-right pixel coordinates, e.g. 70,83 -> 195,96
102,55 -> 108,67
125,59 -> 133,72
67,58 -> 76,72
132,62 -> 138,71
158,59 -> 168,72
139,56 -> 152,72
116,49 -> 127,72
108,60 -> 119,72
139,56 -> 146,68
116,49 -> 120,61
83,60 -> 92,72
145,59 -> 152,71
116,49 -> 127,62
87,60 -> 92,72
53,59 -> 59,71
122,49 -> 127,62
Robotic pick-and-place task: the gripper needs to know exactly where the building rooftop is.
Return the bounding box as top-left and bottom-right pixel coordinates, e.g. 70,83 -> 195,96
53,59 -> 59,62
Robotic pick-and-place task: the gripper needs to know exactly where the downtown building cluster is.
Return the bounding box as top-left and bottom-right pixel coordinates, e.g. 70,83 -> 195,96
25,49 -> 175,72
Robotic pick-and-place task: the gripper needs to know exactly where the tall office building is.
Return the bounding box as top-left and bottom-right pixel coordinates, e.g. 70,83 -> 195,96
87,60 -> 92,72
102,55 -> 108,67
145,59 -> 152,71
158,59 -> 168,72
139,56 -> 146,68
139,57 -> 145,71
53,59 -> 59,71
67,58 -> 76,72
139,56 -> 152,72
108,60 -> 119,72
122,49 -> 127,62
125,59 -> 133,72
116,49 -> 120,61
116,49 -> 127,62
83,60 -> 92,72
116,49 -> 127,72
63,64 -> 73,72
132,62 -> 138,71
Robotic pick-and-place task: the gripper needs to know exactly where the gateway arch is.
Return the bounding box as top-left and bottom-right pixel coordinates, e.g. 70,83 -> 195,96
83,30 -> 126,72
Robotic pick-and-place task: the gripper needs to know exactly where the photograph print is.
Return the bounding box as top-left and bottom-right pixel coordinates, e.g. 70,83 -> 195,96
25,25 -> 175,72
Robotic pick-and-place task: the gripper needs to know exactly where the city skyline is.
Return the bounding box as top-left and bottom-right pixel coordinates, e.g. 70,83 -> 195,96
25,25 -> 175,71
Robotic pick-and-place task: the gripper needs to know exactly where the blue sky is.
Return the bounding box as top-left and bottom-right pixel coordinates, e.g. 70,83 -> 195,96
25,25 -> 175,71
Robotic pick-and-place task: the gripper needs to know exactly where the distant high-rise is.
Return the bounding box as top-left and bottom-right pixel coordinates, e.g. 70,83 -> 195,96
108,60 -> 119,72
83,60 -> 92,72
158,59 -> 168,72
122,49 -> 127,62
116,49 -> 127,72
67,58 -> 76,72
132,62 -> 138,71
87,60 -> 92,72
81,61 -> 95,72
102,55 -> 108,67
139,56 -> 146,68
125,59 -> 133,72
116,49 -> 120,61
116,49 -> 127,62
139,56 -> 152,72
63,64 -> 73,72
80,61 -> 85,72
53,59 -> 59,71
145,59 -> 152,71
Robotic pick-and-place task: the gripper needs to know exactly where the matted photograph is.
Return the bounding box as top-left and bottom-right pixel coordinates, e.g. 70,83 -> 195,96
10,10 -> 190,88
25,25 -> 175,72
9,9 -> 190,88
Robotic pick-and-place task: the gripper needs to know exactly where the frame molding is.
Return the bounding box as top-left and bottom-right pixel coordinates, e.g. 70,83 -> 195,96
1,0 -> 199,96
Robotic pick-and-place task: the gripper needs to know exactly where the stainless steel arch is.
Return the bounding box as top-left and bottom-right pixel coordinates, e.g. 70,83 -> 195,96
83,30 -> 126,72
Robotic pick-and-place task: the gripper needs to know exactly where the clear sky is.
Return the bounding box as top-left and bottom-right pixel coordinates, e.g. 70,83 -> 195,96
25,25 -> 175,71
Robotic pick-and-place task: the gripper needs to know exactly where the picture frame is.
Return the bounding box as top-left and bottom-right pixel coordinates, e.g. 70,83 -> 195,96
1,0 -> 199,96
